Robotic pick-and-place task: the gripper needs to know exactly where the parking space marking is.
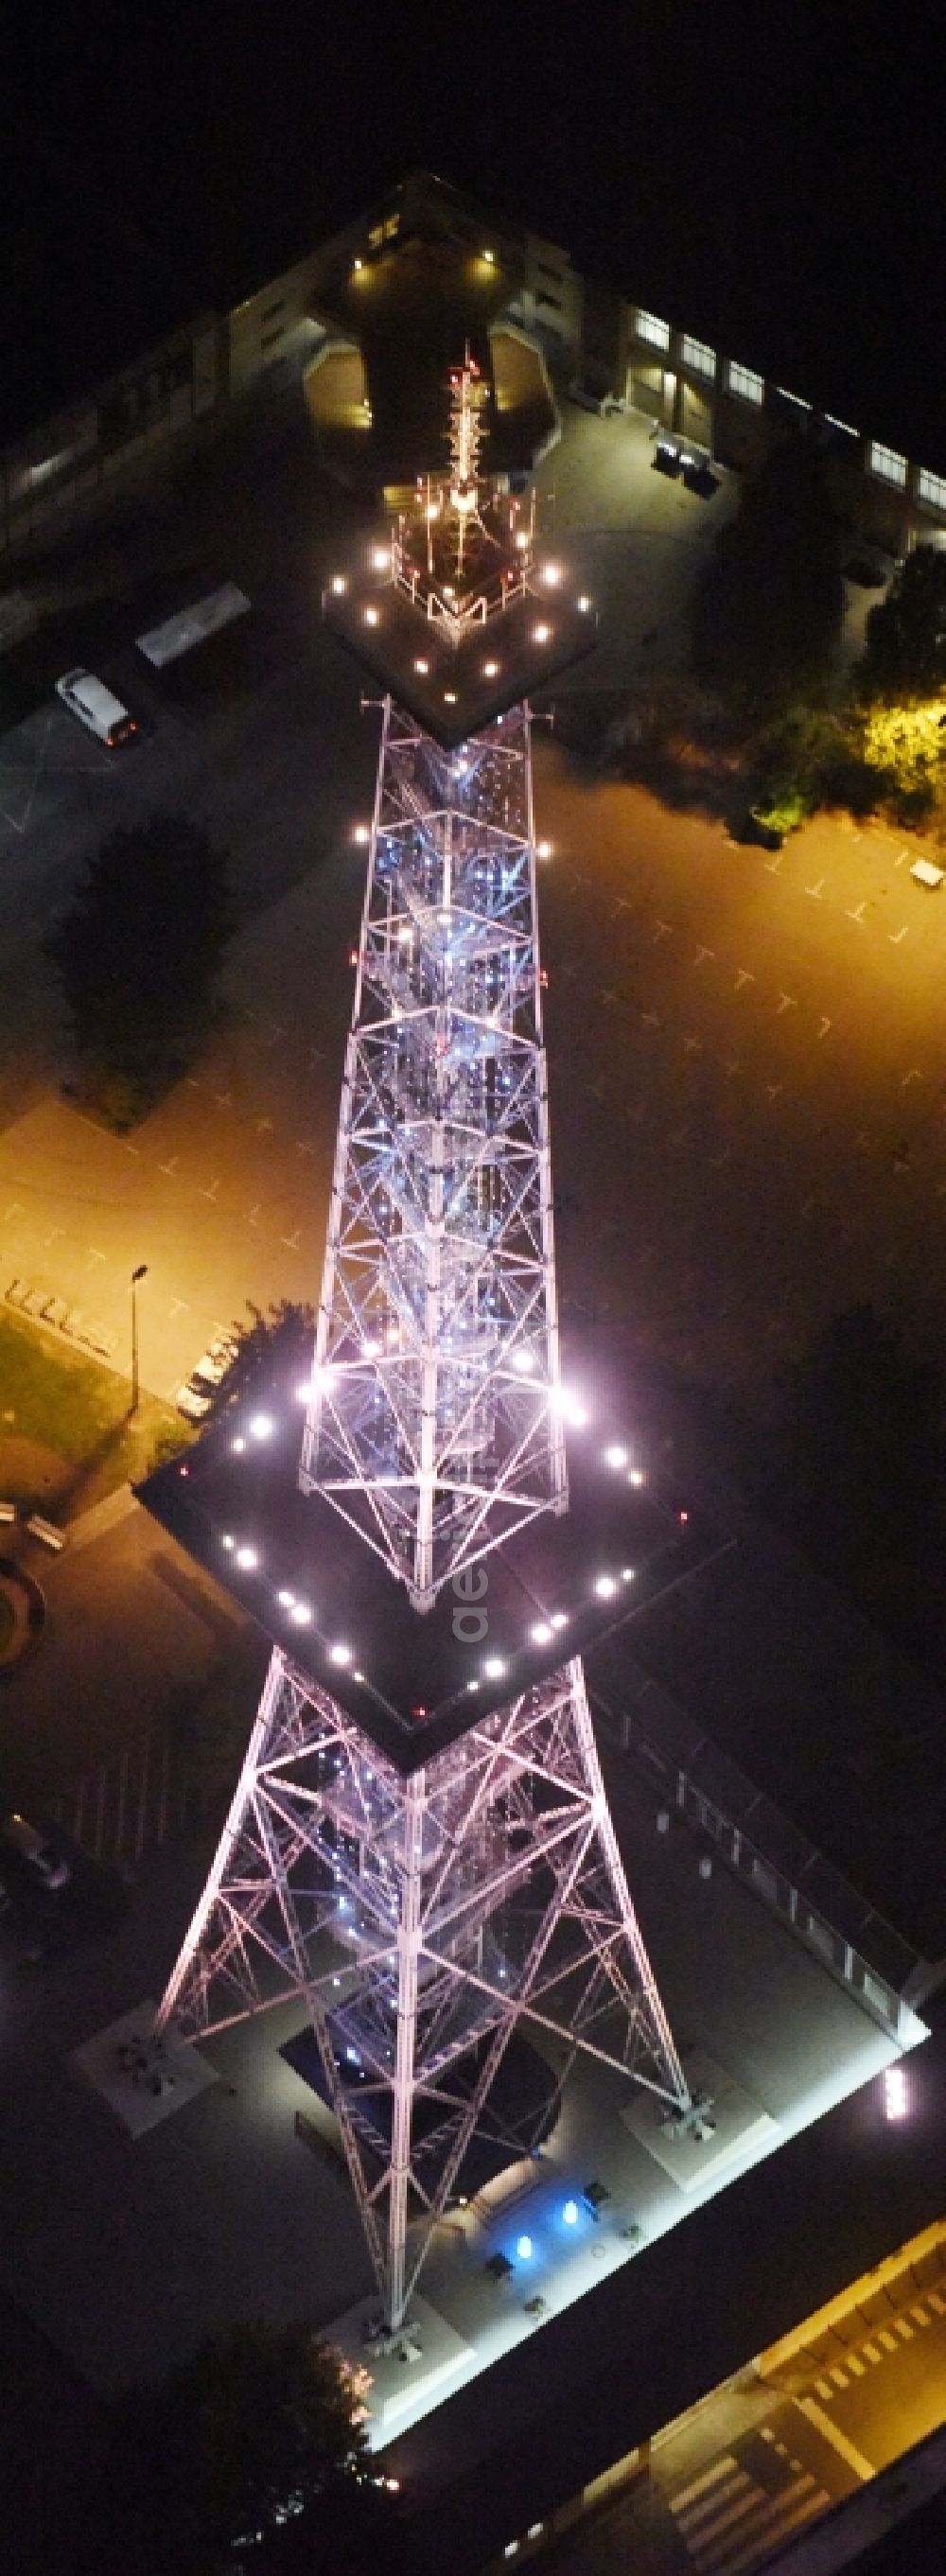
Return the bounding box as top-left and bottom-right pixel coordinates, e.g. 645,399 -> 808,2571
889,925 -> 909,945
682,1033 -> 702,1054
766,1082 -> 783,1100
776,994 -> 797,1015
159,1156 -> 180,1176
611,897 -> 633,918
818,1016 -> 832,1039
710,1147 -> 732,1168
901,1068 -> 923,1087
725,1060 -> 741,1080
124,1141 -> 140,1157
653,920 -> 673,942
296,1139 -> 315,1156
214,1091 -> 234,1109
198,1180 -> 220,1202
693,945 -> 715,966
281,1228 -> 302,1252
3,1202 -> 23,1221
806,878 -> 826,899
308,1047 -> 324,1067
641,1009 -> 660,1028
247,1205 -> 260,1226
734,969 -> 754,990
846,901 -> 867,923
86,1247 -> 107,1267
764,851 -> 785,873
601,987 -> 619,1006
168,1298 -> 188,1318
254,1115 -> 274,1132
43,1227 -> 65,1247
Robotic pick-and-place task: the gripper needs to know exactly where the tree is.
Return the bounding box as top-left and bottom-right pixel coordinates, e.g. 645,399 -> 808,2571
859,544 -> 946,701
45,814 -> 234,1125
203,1299 -> 316,1422
83,2318 -> 375,2573
692,435 -> 843,712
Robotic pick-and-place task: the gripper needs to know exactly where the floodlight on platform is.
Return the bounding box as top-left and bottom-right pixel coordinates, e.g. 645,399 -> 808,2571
562,2199 -> 579,2226
605,1445 -> 628,1469
536,839 -> 552,859
250,1413 -> 273,1442
149,359 -> 698,2340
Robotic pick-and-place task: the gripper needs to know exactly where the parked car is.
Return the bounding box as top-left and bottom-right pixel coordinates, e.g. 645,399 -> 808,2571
175,1328 -> 239,1420
653,440 -> 681,478
728,809 -> 783,851
55,669 -> 138,748
0,1811 -> 70,1889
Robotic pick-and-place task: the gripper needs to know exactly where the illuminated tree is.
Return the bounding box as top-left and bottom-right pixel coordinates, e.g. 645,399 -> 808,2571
859,544 -> 946,701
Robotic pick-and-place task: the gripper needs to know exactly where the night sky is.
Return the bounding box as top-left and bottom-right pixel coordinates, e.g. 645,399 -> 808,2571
2,1 -> 944,463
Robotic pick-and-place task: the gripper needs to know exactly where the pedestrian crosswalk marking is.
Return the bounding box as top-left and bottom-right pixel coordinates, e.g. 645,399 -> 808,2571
862,2339 -> 883,2363
721,2484 -> 824,2575
928,2287 -> 945,2315
829,2364 -> 848,2387
909,2302 -> 930,2325
674,2470 -> 749,2531
878,2327 -> 899,2352
846,2353 -> 867,2376
815,2375 -> 834,2400
894,2317 -> 914,2340
671,2457 -> 740,2515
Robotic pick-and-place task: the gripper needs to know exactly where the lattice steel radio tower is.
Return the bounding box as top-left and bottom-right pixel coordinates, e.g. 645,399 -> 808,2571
145,352 -> 705,2335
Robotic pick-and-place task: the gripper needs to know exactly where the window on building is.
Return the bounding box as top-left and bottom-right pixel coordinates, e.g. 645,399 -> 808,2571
536,258 -> 563,283
726,360 -> 764,405
918,466 -> 946,512
868,442 -> 907,488
636,309 -> 670,351
260,324 -> 284,351
682,335 -> 715,379
368,224 -> 383,249
536,289 -> 563,312
262,300 -> 285,324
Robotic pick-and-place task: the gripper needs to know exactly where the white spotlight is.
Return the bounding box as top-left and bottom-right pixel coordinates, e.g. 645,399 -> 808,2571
249,1412 -> 273,1442
236,1545 -> 258,1571
594,1573 -> 618,1600
330,1642 -> 352,1667
530,1621 -> 553,1645
604,1444 -> 628,1470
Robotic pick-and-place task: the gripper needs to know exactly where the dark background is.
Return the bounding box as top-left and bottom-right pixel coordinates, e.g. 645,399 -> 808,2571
2,0 -> 944,463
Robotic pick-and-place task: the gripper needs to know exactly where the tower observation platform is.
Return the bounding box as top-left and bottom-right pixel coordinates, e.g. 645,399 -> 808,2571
141,352 -> 721,2338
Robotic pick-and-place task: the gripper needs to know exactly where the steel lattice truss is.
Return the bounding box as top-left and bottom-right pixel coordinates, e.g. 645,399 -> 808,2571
157,1646 -> 689,2329
299,696 -> 566,1610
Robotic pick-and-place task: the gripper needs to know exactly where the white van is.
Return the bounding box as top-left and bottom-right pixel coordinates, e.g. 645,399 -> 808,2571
55,667 -> 138,748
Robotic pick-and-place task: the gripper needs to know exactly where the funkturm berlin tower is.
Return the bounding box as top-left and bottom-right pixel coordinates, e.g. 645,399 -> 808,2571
144,353 -> 709,2335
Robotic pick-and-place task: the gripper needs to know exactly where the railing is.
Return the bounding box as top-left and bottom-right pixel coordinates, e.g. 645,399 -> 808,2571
391,556 -> 529,640
591,1668 -> 924,2041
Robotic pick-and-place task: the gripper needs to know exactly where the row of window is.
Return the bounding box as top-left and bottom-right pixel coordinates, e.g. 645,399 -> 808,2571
633,313 -> 946,497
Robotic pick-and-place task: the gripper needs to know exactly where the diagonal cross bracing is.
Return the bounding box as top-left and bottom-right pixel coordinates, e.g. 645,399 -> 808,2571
299,697 -> 567,1609
157,1648 -> 689,2328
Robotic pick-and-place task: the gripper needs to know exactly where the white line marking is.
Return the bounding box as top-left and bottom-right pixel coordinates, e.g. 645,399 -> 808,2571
168,1297 -> 188,1318
799,2397 -> 872,2480
215,1091 -> 233,1108
296,1140 -> 315,1156
889,925 -> 909,945
653,920 -> 673,942
725,1059 -> 740,1079
846,901 -> 866,923
86,1248 -> 106,1267
247,1205 -> 260,1226
670,2456 -> 740,2514
734,969 -> 754,990
3,1202 -> 23,1220
159,1156 -> 179,1176
254,1115 -> 274,1132
818,1016 -> 832,1039
766,1082 -> 783,1100
806,878 -> 825,899
199,1180 -> 220,1202
281,1228 -> 302,1252
641,1010 -> 660,1028
776,994 -> 797,1015
764,851 -> 784,872
693,945 -> 715,966
683,1034 -> 702,1054
902,1068 -> 923,1087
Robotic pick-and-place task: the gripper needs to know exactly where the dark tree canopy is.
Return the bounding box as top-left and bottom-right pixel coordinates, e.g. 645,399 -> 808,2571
859,543 -> 946,701
84,2318 -> 373,2573
45,813 -> 233,1117
692,436 -> 843,710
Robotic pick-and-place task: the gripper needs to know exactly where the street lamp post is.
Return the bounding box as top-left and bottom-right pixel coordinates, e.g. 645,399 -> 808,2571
131,1265 -> 149,1414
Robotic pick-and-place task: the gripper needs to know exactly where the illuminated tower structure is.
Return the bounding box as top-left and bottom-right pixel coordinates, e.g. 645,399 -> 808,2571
144,354 -> 710,2336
